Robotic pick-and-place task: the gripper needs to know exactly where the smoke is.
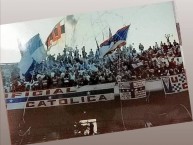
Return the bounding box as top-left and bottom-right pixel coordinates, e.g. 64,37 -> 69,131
66,15 -> 79,47
66,15 -> 78,26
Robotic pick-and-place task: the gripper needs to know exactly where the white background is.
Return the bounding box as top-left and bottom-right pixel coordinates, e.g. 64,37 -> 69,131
1,0 -> 193,145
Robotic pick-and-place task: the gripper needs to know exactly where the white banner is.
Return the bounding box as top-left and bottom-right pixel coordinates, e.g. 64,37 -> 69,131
5,87 -> 77,98
119,80 -> 146,100
6,93 -> 115,110
161,73 -> 188,94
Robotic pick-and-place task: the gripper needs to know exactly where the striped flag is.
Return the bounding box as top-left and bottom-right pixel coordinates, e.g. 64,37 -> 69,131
99,25 -> 130,57
46,19 -> 65,50
100,25 -> 130,47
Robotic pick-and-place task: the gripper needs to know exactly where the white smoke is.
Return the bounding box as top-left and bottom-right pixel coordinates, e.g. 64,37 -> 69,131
66,15 -> 78,26
66,15 -> 79,47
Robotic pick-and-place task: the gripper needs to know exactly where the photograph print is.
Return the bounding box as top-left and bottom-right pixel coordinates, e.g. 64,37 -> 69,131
0,1 -> 192,145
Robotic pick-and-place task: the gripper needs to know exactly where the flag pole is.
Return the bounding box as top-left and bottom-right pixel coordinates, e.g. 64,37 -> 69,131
160,37 -> 170,65
30,61 -> 37,85
118,47 -> 121,75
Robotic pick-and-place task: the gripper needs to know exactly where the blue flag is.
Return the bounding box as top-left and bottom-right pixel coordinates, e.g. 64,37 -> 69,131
100,25 -> 130,47
26,34 -> 47,63
99,25 -> 130,57
18,34 -> 46,79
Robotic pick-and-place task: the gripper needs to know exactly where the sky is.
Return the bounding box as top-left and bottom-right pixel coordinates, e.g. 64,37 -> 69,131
0,1 -> 179,63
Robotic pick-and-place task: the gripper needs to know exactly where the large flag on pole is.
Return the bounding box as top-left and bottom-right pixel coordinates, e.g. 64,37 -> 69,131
18,52 -> 34,77
18,34 -> 46,77
46,19 -> 65,50
99,42 -> 114,58
27,34 -> 47,63
99,25 -> 130,58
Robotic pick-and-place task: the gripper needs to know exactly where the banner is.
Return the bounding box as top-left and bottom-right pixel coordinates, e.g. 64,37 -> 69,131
119,80 -> 146,100
5,88 -> 115,110
5,87 -> 77,98
161,73 -> 188,94
5,83 -> 115,98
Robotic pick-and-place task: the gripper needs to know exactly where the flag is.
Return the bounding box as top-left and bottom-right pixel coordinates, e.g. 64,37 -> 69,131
99,42 -> 114,58
161,73 -> 188,94
99,25 -> 130,57
106,25 -> 130,54
18,51 -> 34,76
105,40 -> 126,55
27,34 -> 47,63
46,19 -> 65,50
18,34 -> 46,78
108,52 -> 117,62
99,27 -> 113,58
100,25 -> 130,47
23,60 -> 36,82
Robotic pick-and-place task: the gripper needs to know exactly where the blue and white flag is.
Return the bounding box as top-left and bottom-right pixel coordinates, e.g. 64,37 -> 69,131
18,34 -> 47,77
99,25 -> 130,57
99,42 -> 114,58
18,52 -> 34,76
26,34 -> 47,63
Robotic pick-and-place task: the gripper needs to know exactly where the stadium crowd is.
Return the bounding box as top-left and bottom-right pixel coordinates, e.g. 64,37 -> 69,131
2,38 -> 185,93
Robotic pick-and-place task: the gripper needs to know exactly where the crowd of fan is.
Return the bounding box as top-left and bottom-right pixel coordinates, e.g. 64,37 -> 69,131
3,39 -> 185,93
